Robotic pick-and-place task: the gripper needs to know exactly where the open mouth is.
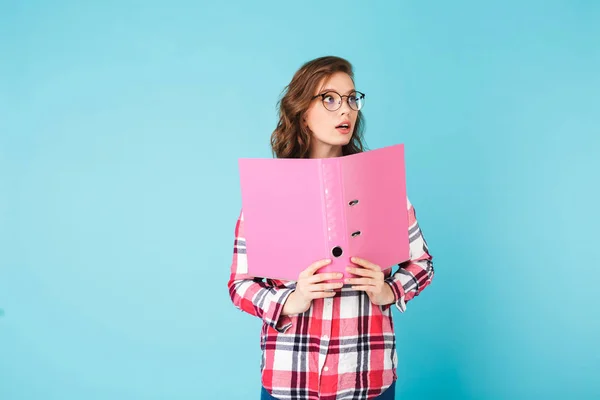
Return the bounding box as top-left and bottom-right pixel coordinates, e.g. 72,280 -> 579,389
336,123 -> 351,133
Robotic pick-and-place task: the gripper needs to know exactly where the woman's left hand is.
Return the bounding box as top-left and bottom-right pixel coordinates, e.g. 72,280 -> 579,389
345,257 -> 396,306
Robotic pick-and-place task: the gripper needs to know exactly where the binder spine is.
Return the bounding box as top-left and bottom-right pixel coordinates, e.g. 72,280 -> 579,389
321,160 -> 347,260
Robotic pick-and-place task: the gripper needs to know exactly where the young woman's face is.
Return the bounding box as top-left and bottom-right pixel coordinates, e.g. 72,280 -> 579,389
304,72 -> 360,157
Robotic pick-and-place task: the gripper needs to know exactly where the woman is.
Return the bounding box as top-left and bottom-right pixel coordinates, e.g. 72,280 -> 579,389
228,56 -> 434,400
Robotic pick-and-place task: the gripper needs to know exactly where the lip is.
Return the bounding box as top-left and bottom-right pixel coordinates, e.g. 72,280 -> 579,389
335,120 -> 352,134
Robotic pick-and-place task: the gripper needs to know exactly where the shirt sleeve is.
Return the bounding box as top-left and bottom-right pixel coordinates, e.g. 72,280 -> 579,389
227,210 -> 296,333
384,197 -> 435,312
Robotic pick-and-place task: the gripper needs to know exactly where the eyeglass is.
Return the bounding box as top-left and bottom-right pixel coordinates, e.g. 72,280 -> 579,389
312,90 -> 366,111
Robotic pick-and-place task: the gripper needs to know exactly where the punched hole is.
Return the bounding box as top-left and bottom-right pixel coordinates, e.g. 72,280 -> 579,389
331,246 -> 343,258
348,199 -> 359,206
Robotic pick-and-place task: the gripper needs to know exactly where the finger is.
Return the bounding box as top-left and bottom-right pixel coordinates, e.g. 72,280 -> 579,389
309,282 -> 344,292
310,291 -> 337,299
345,277 -> 375,286
346,266 -> 377,278
300,259 -> 332,278
308,272 -> 343,284
351,285 -> 375,292
351,257 -> 381,271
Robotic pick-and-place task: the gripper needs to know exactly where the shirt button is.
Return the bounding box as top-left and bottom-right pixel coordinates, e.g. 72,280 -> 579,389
324,366 -> 329,372
322,335 -> 329,341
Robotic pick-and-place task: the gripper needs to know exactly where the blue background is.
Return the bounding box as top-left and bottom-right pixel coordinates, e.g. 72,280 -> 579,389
1,1 -> 599,399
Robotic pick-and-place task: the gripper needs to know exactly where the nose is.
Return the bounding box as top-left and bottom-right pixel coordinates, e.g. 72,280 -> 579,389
339,96 -> 354,115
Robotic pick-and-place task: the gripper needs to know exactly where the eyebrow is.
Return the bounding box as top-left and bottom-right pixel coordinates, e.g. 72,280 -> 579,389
318,88 -> 357,95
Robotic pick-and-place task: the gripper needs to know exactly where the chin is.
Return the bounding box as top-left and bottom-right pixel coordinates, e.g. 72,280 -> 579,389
316,133 -> 353,149
337,135 -> 353,146
331,132 -> 352,142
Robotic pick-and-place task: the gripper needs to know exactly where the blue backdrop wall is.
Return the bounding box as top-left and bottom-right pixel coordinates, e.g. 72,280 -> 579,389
1,1 -> 598,399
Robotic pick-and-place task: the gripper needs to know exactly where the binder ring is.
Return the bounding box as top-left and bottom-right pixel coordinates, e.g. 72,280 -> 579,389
331,246 -> 343,258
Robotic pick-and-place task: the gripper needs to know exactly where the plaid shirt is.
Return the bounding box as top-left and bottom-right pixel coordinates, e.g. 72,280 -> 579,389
227,197 -> 434,400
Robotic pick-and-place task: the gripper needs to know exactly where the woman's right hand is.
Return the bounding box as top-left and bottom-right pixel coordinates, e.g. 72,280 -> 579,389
282,259 -> 344,316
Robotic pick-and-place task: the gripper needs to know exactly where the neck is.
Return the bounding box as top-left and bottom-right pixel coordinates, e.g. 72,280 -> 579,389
309,144 -> 343,159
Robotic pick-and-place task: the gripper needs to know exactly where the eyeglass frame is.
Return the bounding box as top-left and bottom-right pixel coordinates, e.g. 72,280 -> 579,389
311,90 -> 366,111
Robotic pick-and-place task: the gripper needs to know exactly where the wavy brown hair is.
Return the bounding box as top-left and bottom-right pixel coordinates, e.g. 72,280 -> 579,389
270,56 -> 367,159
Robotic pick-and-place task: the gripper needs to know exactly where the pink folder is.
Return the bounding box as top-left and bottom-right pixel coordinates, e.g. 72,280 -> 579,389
237,143 -> 409,282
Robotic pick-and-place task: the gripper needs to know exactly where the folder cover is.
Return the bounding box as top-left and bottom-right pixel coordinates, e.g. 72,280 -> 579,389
237,143 -> 409,281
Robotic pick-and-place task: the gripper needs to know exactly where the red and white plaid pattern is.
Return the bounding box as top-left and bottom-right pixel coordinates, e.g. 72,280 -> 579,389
228,197 -> 434,400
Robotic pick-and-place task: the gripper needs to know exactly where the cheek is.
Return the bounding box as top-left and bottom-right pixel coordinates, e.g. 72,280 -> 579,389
307,109 -> 332,132
305,107 -> 318,128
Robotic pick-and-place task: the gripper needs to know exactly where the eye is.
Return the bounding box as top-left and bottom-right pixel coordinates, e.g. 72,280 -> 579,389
349,92 -> 364,110
323,94 -> 336,105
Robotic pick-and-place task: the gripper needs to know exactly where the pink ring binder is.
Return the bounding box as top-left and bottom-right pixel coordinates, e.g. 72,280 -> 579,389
238,143 -> 410,282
